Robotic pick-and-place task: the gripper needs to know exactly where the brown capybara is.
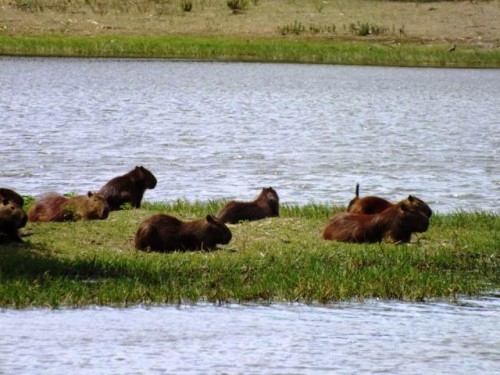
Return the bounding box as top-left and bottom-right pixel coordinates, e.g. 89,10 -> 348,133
98,166 -> 157,211
0,198 -> 28,242
323,202 -> 429,244
135,214 -> 232,252
216,187 -> 280,224
347,184 -> 432,218
0,188 -> 25,208
27,192 -> 110,222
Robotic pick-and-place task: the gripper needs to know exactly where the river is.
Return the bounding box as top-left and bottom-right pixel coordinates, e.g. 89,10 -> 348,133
1,57 -> 499,212
1,297 -> 500,374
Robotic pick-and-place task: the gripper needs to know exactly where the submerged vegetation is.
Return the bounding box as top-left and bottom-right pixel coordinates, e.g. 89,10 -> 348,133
1,201 -> 498,308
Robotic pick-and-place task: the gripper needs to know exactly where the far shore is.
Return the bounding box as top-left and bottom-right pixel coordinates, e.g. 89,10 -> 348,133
1,0 -> 499,67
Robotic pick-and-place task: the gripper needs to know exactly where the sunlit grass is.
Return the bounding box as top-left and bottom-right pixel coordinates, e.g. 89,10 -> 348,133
1,201 -> 498,308
0,35 -> 498,68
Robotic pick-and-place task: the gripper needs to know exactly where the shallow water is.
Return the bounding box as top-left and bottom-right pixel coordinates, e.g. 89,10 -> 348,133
1,297 -> 499,374
1,57 -> 499,212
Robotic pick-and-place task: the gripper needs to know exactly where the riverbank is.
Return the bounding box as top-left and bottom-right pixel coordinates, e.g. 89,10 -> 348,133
1,201 -> 498,308
1,0 -> 499,67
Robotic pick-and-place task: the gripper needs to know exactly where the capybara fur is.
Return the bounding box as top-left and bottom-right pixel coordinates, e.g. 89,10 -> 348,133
347,184 -> 432,218
323,202 -> 429,244
0,198 -> 28,242
0,188 -> 25,208
216,187 -> 280,224
28,192 -> 110,222
135,214 -> 232,252
98,166 -> 157,210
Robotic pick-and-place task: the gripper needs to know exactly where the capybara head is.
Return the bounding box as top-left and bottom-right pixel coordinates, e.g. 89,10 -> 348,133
67,192 -> 110,220
398,203 -> 430,233
0,188 -> 25,208
260,187 -> 279,205
82,191 -> 110,220
401,195 -> 432,218
136,166 -> 157,189
203,214 -> 232,246
0,199 -> 28,230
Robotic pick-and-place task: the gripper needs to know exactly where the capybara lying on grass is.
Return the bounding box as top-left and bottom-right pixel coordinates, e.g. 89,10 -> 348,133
135,214 -> 232,252
0,188 -> 25,208
0,195 -> 28,242
347,184 -> 432,218
216,187 -> 280,224
28,192 -> 110,222
99,166 -> 157,210
323,202 -> 429,244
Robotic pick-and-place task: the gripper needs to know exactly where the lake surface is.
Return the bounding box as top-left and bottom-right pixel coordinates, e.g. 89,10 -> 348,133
1,297 -> 499,374
1,57 -> 499,213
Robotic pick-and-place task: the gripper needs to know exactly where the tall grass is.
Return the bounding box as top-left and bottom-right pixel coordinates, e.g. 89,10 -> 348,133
0,35 -> 498,68
1,201 -> 498,308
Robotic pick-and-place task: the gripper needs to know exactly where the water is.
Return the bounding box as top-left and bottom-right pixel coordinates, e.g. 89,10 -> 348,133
1,57 -> 499,213
1,297 -> 499,374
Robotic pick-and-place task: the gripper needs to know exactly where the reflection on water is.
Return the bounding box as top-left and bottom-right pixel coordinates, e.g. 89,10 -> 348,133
1,57 -> 499,213
1,298 -> 499,374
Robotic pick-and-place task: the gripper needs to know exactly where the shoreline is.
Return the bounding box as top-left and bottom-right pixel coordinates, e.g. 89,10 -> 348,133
1,34 -> 499,68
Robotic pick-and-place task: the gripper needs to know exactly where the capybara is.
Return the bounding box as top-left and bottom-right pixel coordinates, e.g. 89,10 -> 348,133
98,166 -> 157,210
323,202 -> 429,244
347,184 -> 432,218
0,198 -> 28,242
28,192 -> 110,222
135,214 -> 232,252
0,188 -> 25,208
216,187 -> 280,224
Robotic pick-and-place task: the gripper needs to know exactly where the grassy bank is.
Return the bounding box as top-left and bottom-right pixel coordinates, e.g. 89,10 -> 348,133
1,0 -> 499,67
1,35 -> 499,67
1,201 -> 498,308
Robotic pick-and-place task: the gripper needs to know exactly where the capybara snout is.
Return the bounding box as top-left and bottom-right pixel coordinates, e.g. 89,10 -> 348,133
135,214 -> 232,252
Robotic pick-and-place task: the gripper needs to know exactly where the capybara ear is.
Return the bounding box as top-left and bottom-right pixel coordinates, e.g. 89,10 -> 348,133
206,215 -> 215,223
408,195 -> 415,202
87,191 -> 93,197
2,199 -> 8,206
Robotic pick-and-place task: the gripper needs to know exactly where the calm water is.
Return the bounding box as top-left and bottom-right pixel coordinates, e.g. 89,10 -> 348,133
1,57 -> 499,212
1,298 -> 499,374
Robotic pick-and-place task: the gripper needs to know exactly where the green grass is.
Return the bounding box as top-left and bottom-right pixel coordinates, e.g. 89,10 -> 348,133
1,200 -> 498,308
0,35 -> 498,68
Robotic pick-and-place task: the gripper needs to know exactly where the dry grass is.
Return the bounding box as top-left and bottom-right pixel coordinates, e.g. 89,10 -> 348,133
0,0 -> 499,47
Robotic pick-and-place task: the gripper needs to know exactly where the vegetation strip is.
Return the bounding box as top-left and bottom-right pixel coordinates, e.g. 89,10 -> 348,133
1,35 -> 499,68
1,201 -> 498,308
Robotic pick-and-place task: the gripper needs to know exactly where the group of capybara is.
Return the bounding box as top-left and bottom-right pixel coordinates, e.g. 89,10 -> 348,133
1,167 -> 432,251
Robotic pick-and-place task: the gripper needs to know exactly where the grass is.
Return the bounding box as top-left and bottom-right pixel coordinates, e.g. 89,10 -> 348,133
1,0 -> 499,67
1,200 -> 498,308
1,34 -> 498,67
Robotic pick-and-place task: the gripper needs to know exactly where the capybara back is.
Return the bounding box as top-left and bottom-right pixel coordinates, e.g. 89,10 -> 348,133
28,192 -> 109,222
216,187 -> 280,224
135,214 -> 232,252
324,203 -> 429,244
